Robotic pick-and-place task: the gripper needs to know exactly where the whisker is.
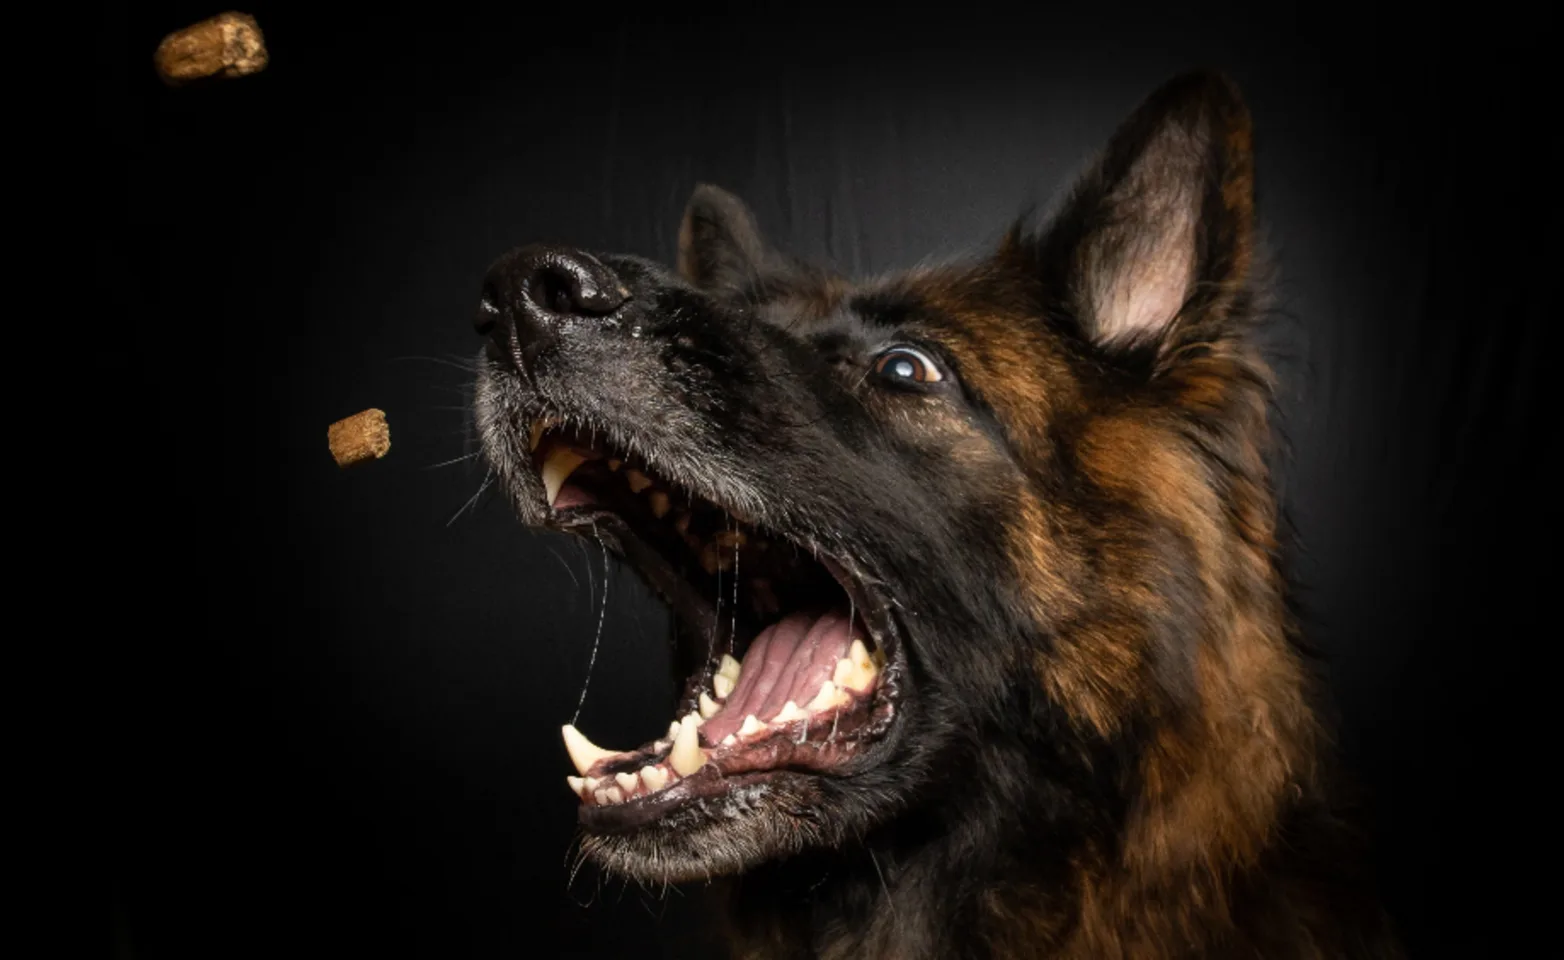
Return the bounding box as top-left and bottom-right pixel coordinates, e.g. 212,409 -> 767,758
869,849 -> 898,924
423,451 -> 479,470
544,543 -> 581,592
445,471 -> 493,526
389,354 -> 483,373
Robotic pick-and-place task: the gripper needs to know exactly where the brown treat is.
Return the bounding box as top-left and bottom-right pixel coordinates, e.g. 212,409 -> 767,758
153,12 -> 268,87
327,409 -> 391,468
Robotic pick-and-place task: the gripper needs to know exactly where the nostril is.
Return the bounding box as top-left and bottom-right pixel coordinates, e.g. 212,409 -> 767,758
530,267 -> 578,317
477,245 -> 628,345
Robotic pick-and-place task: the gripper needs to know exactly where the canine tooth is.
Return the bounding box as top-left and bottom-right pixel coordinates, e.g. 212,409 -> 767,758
607,459 -> 622,471
649,491 -> 670,518
614,771 -> 639,793
603,786 -> 624,804
718,653 -> 742,680
739,714 -> 767,737
699,691 -> 720,719
806,681 -> 849,713
669,712 -> 706,776
713,674 -> 735,699
772,700 -> 806,723
640,765 -> 668,791
529,421 -> 545,452
721,734 -> 737,746
626,469 -> 652,493
566,775 -> 586,796
850,638 -> 874,672
541,449 -> 587,506
561,724 -> 617,776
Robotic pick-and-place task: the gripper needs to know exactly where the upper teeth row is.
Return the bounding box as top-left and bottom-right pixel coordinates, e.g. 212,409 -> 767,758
534,421 -> 667,513
562,641 -> 881,806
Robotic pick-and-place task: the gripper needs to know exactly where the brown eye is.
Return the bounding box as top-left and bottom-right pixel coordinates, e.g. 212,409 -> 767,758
872,346 -> 944,385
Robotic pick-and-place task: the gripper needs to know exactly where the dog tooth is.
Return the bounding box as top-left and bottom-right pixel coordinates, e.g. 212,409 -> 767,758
699,691 -> 720,719
626,469 -> 653,493
529,421 -> 545,452
718,653 -> 742,681
850,638 -> 874,671
772,700 -> 806,723
739,714 -> 767,737
566,775 -> 586,796
713,674 -> 735,699
615,771 -> 639,794
806,681 -> 849,713
561,724 -> 618,775
603,786 -> 624,804
541,449 -> 588,507
607,459 -> 622,471
669,712 -> 706,776
649,491 -> 670,518
721,734 -> 737,746
640,765 -> 668,792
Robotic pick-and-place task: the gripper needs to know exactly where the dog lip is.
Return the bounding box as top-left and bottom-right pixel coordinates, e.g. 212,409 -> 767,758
513,414 -> 913,826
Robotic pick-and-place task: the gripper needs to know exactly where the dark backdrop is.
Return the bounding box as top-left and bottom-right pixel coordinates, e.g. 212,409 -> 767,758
105,3 -> 1548,957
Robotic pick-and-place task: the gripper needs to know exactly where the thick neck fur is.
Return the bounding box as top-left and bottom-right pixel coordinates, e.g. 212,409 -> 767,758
716,352 -> 1392,959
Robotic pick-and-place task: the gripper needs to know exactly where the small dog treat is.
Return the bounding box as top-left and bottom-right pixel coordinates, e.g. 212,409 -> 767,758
327,409 -> 391,468
153,12 -> 269,87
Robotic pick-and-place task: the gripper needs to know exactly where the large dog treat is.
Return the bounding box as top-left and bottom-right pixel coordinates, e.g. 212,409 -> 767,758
327,409 -> 391,468
153,12 -> 268,87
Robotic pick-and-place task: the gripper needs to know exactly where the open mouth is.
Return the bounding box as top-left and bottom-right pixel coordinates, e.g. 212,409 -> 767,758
526,418 -> 905,831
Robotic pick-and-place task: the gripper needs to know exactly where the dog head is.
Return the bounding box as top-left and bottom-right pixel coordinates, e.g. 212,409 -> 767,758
474,71 -> 1306,888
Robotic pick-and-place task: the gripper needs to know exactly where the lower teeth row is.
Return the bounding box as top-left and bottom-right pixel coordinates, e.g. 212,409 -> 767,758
563,642 -> 881,806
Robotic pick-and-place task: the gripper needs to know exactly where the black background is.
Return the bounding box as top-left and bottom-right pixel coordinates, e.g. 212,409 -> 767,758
104,3 -> 1548,957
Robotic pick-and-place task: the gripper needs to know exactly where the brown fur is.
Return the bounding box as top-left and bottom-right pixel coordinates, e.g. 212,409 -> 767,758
476,70 -> 1400,959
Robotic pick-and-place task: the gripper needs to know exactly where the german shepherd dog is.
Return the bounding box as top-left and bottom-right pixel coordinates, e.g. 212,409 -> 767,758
473,72 -> 1399,958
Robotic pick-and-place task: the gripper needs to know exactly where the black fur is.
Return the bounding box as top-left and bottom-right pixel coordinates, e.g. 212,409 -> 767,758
474,71 -> 1399,958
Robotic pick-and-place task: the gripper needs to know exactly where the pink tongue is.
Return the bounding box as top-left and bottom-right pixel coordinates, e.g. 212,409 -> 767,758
701,610 -> 853,744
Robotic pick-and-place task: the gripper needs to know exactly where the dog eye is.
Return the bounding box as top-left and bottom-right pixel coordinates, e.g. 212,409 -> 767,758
871,346 -> 944,385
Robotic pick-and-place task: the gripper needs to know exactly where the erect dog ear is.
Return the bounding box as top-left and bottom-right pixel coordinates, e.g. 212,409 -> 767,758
1024,72 -> 1256,354
677,184 -> 777,293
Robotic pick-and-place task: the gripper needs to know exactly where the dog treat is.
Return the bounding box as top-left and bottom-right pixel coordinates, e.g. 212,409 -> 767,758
327,409 -> 391,468
153,12 -> 268,87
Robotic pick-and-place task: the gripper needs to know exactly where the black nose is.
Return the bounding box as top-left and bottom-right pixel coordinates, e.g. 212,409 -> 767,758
475,244 -> 630,360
